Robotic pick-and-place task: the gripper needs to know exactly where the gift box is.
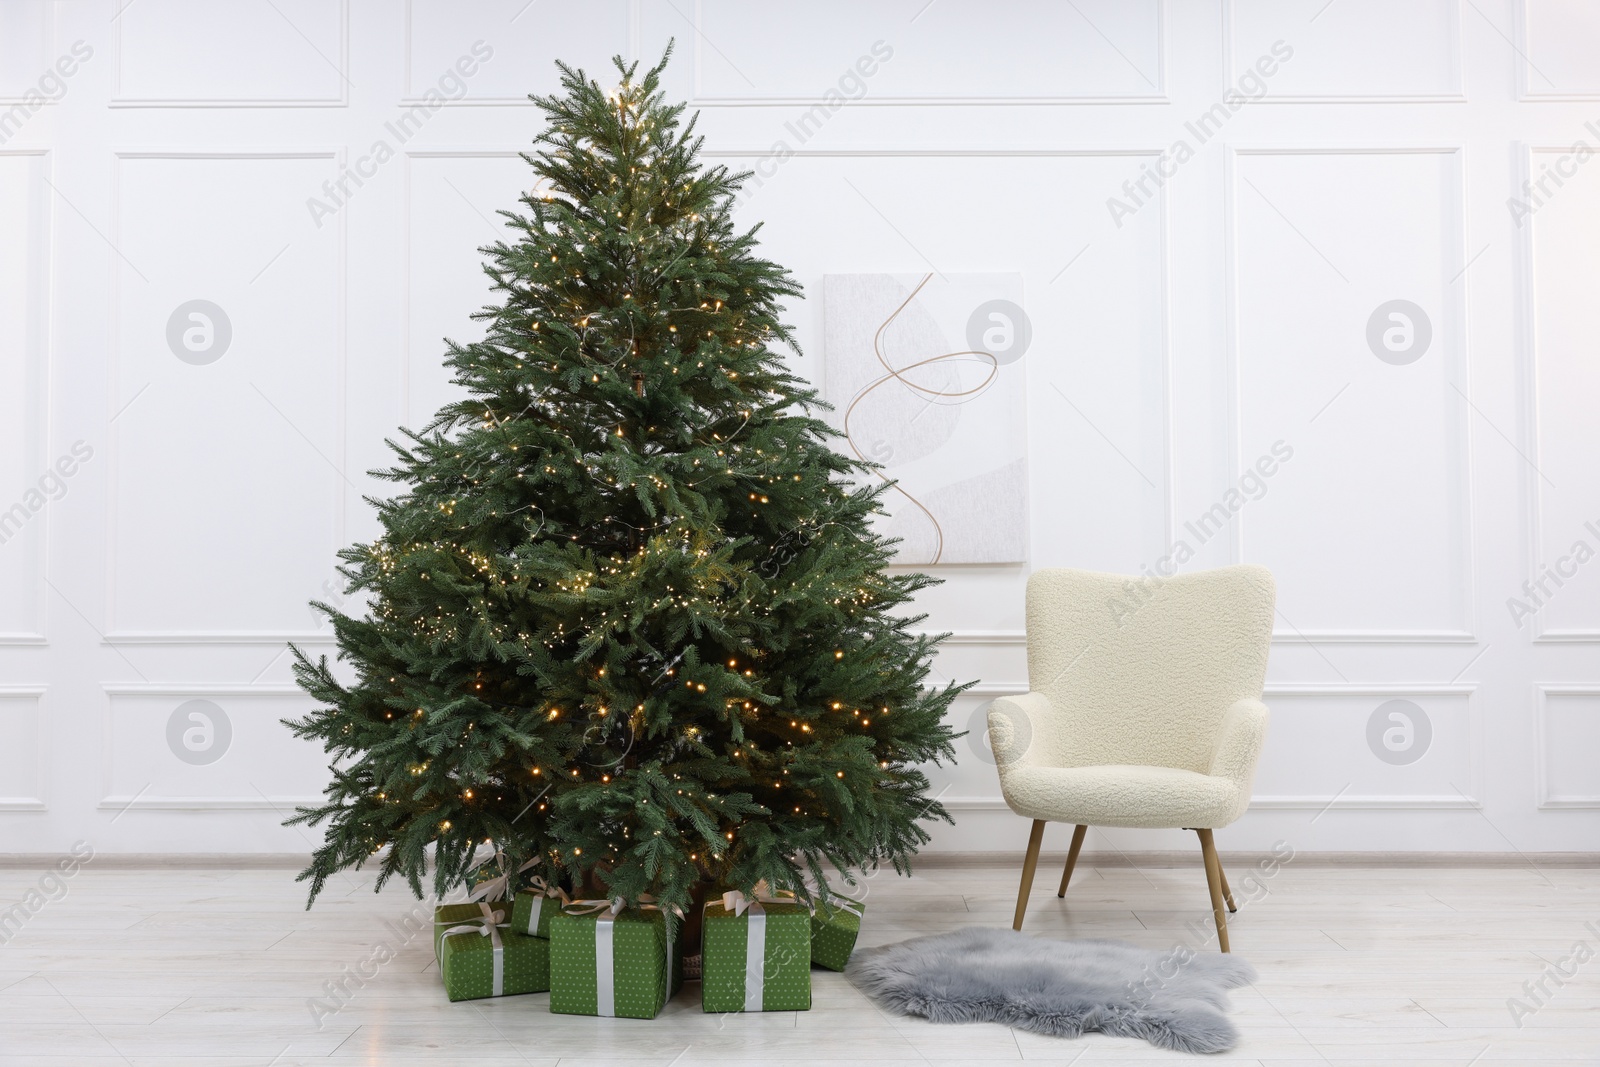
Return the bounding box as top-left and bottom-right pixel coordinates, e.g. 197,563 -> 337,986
438,909 -> 551,1001
510,877 -> 570,940
809,894 -> 865,972
464,854 -> 537,904
467,861 -> 504,895
701,889 -> 811,1012
549,901 -> 682,1019
433,901 -> 508,961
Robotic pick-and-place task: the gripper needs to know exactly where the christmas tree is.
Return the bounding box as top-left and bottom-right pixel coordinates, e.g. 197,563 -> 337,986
285,50 -> 962,915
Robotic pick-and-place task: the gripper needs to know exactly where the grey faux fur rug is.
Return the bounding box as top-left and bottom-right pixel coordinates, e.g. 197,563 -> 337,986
846,927 -> 1256,1054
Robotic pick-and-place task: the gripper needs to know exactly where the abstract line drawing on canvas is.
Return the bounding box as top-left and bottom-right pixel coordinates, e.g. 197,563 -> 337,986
823,273 -> 1029,565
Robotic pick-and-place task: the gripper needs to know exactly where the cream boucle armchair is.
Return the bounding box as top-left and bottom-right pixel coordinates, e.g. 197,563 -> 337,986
988,565 -> 1276,951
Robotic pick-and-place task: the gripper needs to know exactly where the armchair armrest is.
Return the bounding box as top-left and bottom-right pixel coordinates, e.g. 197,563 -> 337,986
1209,697 -> 1270,788
986,691 -> 1056,770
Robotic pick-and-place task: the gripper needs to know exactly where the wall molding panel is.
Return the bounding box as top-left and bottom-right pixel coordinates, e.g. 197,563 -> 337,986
1221,0 -> 1464,103
0,148 -> 52,645
400,0 -> 635,106
100,632 -> 338,647
104,150 -> 348,646
1519,144 -> 1600,643
111,0 -> 351,107
689,0 -> 1168,105
1515,0 -> 1600,101
1224,145 -> 1476,645
0,687 -> 47,811
1249,683 -> 1480,811
0,0 -> 55,106
1535,685 -> 1600,809
100,684 -> 325,812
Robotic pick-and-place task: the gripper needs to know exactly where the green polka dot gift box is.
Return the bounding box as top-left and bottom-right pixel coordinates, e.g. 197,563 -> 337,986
510,879 -> 570,940
433,902 -> 508,961
549,901 -> 683,1020
700,889 -> 811,1012
438,912 -> 550,1002
809,894 -> 865,972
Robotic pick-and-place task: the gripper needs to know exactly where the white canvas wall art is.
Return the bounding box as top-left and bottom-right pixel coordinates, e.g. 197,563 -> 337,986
822,273 -> 1029,565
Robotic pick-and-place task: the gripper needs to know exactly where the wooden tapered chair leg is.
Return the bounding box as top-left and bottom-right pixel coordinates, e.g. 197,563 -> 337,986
1217,858 -> 1237,913
1195,829 -> 1230,952
1013,819 -> 1046,931
1057,824 -> 1088,897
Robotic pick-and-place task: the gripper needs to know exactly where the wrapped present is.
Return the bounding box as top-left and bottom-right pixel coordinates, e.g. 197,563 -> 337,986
701,886 -> 811,1012
809,893 -> 865,971
466,860 -> 505,895
465,854 -> 539,904
549,899 -> 682,1019
433,901 -> 508,961
510,876 -> 571,940
438,903 -> 550,1002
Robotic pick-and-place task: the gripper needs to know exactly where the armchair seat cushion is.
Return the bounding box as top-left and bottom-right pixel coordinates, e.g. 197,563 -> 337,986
997,763 -> 1244,830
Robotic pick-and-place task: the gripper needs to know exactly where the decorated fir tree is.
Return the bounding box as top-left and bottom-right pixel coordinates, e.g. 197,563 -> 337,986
286,51 -> 962,916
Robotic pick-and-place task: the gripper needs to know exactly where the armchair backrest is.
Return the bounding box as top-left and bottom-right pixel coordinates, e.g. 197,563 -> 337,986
1025,565 -> 1275,772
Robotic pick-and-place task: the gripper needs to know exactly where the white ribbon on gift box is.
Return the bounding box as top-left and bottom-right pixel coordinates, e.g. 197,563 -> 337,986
743,903 -> 766,1012
720,881 -> 795,918
565,899 -> 626,1017
720,882 -> 795,1012
520,876 -> 571,936
439,902 -> 508,996
806,884 -> 866,922
567,897 -> 681,1017
435,901 -> 506,931
467,856 -> 539,904
819,895 -> 865,918
596,900 -> 620,1015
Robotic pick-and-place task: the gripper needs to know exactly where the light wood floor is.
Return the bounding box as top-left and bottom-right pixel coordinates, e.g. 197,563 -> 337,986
1,857 -> 1597,1065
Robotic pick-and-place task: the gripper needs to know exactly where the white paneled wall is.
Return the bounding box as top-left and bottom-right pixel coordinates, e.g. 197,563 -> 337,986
2,0 -> 1597,856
